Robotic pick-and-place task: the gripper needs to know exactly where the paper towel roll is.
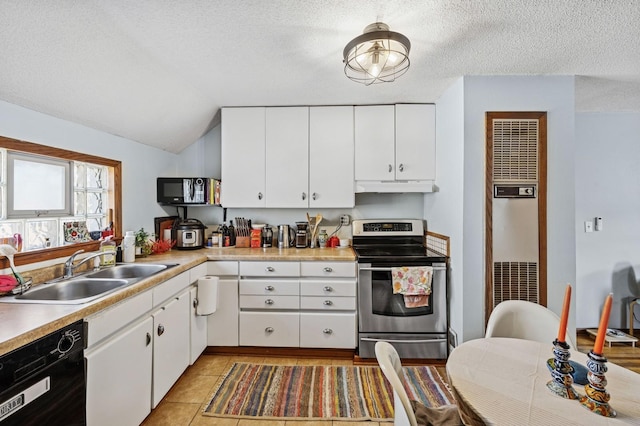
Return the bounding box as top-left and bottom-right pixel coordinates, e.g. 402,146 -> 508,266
196,276 -> 219,315
163,228 -> 172,241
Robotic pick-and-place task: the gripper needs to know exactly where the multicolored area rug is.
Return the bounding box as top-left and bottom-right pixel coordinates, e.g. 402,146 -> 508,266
203,362 -> 455,421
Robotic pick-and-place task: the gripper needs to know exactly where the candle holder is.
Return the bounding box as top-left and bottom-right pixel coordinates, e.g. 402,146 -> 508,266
546,339 -> 579,399
579,350 -> 616,417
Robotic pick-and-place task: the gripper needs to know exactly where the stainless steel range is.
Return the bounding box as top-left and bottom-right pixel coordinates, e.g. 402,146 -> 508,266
352,219 -> 448,359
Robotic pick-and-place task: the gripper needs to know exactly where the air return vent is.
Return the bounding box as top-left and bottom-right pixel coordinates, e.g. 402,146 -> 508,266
492,119 -> 538,182
493,261 -> 539,307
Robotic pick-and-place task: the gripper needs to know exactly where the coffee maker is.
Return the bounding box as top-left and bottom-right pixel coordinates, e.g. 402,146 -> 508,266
295,222 -> 309,248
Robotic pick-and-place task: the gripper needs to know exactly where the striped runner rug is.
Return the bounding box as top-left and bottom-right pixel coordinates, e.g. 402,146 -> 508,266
203,362 -> 455,421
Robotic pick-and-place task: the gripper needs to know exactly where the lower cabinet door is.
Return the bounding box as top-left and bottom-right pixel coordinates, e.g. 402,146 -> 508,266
239,312 -> 299,347
207,278 -> 239,346
152,290 -> 190,408
299,313 -> 357,349
190,286 -> 207,365
85,316 -> 153,426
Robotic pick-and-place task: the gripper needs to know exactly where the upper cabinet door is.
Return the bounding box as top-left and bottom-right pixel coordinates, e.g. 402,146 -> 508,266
309,106 -> 354,208
265,107 -> 309,208
221,107 -> 266,207
354,105 -> 395,181
395,104 -> 436,181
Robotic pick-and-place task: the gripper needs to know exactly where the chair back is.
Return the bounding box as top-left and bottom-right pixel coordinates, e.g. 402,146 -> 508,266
374,341 -> 417,426
485,300 -> 576,350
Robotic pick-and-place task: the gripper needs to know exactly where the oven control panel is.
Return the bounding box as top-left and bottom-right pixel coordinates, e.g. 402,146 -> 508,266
352,219 -> 424,237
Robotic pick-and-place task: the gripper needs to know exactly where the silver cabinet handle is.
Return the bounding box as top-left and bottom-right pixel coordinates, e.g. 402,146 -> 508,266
157,324 -> 165,336
258,192 -> 263,200
323,329 -> 333,334
266,266 -> 275,272
265,285 -> 274,291
265,327 -> 274,333
323,300 -> 333,306
193,298 -> 199,309
146,332 -> 151,346
323,267 -> 333,272
388,164 -> 393,173
399,163 -> 404,172
302,192 -> 306,200
312,192 -> 317,200
265,299 -> 274,305
323,286 -> 333,292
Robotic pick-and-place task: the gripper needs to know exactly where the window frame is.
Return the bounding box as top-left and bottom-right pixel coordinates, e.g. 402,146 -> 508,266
0,135 -> 122,269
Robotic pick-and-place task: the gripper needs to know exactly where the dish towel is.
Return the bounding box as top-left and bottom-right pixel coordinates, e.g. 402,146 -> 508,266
392,266 -> 433,308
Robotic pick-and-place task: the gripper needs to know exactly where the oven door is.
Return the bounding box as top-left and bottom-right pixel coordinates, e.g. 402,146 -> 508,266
358,262 -> 447,334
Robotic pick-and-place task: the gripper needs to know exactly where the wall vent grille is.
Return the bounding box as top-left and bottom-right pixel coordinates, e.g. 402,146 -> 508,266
493,261 -> 539,307
493,119 -> 538,181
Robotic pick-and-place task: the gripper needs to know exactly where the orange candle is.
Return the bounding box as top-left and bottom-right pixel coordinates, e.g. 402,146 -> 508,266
593,294 -> 613,354
557,284 -> 571,342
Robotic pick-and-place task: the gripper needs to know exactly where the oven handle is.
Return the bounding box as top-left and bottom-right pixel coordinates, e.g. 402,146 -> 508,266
359,266 -> 446,272
360,337 -> 447,344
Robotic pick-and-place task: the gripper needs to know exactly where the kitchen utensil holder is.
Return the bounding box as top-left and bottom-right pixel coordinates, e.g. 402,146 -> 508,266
579,350 -> 616,417
546,339 -> 579,399
235,236 -> 250,248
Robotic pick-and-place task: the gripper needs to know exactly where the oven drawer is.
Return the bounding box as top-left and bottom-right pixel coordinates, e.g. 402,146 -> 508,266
240,261 -> 300,277
300,296 -> 356,311
300,262 -> 356,277
300,313 -> 357,348
239,279 -> 299,295
358,333 -> 448,359
300,279 -> 356,297
240,295 -> 299,310
239,312 -> 299,347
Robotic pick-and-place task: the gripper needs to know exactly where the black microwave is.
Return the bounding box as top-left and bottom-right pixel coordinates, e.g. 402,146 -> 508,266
157,177 -> 220,205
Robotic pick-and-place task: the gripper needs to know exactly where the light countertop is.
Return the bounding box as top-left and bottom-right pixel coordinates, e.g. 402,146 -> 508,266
0,247 -> 355,355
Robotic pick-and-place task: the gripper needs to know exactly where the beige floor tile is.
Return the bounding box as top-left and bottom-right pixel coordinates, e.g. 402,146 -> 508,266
229,355 -> 267,364
164,373 -> 220,404
262,357 -> 299,365
141,401 -> 199,426
190,414 -> 239,425
192,354 -> 234,375
330,359 -> 353,366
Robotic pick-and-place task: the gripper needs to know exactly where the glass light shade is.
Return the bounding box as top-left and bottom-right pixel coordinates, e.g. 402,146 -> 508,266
343,22 -> 410,85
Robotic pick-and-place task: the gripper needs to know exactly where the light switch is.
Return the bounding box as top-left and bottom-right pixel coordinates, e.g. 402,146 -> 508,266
585,221 -> 593,233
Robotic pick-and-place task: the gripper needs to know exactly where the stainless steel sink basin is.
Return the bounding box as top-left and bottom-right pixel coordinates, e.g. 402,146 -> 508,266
14,278 -> 129,304
86,263 -> 169,279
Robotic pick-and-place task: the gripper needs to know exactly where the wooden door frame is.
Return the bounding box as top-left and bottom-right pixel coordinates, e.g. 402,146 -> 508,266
484,112 -> 548,326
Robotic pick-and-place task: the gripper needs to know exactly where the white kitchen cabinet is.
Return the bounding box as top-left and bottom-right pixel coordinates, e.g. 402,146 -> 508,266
355,104 -> 436,191
207,261 -> 239,346
265,106 -> 309,207
299,313 -> 357,349
239,311 -> 299,347
189,286 -> 207,365
86,316 -> 153,426
152,289 -> 191,408
309,106 -> 355,208
221,107 -> 266,207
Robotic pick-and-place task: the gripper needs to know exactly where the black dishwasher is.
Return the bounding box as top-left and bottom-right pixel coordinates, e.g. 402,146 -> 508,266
0,320 -> 85,425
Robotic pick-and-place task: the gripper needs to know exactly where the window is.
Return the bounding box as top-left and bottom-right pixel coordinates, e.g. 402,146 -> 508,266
0,135 -> 121,266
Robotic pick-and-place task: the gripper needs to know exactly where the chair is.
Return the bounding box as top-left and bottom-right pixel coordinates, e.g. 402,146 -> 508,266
485,300 -> 576,350
374,341 -> 417,426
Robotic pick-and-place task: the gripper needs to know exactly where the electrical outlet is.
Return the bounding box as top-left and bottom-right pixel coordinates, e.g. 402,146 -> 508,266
340,214 -> 350,226
585,221 -> 593,233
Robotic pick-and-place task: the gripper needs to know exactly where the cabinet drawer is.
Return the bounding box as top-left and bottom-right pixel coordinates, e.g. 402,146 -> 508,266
240,279 -> 299,296
240,295 -> 299,310
152,271 -> 190,306
189,263 -> 208,283
300,262 -> 355,277
240,261 -> 300,277
299,313 -> 356,348
207,261 -> 239,276
239,312 -> 299,347
300,296 -> 356,311
300,280 -> 356,297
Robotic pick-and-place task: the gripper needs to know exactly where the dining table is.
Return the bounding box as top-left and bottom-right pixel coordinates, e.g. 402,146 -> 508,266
446,337 -> 640,425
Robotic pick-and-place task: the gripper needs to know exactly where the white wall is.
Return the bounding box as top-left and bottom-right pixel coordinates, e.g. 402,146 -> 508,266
0,100 -> 179,233
575,112 -> 640,329
428,76 -> 577,342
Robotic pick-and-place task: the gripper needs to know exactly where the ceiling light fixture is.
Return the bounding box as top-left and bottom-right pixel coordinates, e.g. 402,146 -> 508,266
343,22 -> 411,86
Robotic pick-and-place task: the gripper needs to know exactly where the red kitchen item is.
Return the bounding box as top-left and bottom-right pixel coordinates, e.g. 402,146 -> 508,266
327,235 -> 339,248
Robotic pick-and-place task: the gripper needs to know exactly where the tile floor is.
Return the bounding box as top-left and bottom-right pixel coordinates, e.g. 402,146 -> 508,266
142,354 -> 395,426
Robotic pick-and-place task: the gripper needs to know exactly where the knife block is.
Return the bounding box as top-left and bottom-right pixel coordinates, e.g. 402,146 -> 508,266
235,236 -> 250,248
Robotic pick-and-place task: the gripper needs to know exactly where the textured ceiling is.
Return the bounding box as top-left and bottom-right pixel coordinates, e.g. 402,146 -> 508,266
0,1 -> 639,153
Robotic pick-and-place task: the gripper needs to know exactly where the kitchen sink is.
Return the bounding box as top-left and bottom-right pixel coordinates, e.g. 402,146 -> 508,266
14,278 -> 129,304
86,263 -> 170,279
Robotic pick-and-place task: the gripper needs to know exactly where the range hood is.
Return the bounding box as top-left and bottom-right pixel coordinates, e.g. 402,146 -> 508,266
355,180 -> 434,193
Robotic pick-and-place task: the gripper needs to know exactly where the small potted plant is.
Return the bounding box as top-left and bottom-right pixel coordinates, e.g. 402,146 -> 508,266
134,228 -> 152,257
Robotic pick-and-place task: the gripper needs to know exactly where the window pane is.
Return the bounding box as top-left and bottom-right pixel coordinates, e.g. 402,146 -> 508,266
74,191 -> 87,216
25,219 -> 57,250
13,159 -> 66,210
74,163 -> 86,189
86,217 -> 105,233
87,166 -> 106,189
87,191 -> 105,215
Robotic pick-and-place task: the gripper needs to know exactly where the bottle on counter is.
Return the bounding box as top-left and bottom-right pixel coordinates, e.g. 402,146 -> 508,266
100,236 -> 117,266
228,220 -> 236,246
222,222 -> 230,247
122,231 -> 136,263
318,229 -> 328,248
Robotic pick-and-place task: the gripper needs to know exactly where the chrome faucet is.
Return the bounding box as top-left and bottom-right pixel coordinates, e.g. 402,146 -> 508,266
64,249 -> 104,278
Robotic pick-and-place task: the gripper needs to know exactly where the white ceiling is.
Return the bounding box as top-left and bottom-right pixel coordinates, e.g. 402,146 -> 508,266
1,1 -> 639,153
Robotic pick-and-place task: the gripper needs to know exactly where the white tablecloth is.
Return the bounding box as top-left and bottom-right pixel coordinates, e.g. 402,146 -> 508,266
446,337 -> 640,425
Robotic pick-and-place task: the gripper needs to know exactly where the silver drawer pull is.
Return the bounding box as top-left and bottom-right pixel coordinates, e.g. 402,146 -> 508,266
265,299 -> 274,305
266,266 -> 275,272
323,328 -> 333,334
265,327 -> 274,333
399,163 -> 404,172
265,285 -> 274,291
323,300 -> 333,306
258,192 -> 263,200
323,267 -> 333,272
388,164 -> 393,173
323,286 -> 333,292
